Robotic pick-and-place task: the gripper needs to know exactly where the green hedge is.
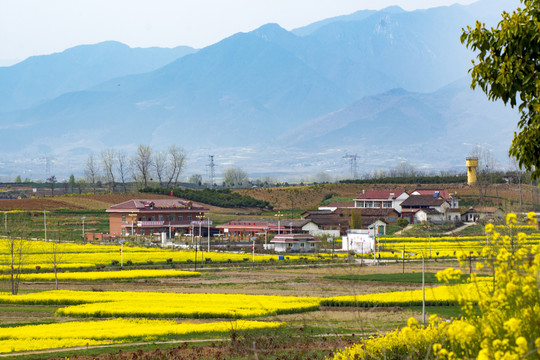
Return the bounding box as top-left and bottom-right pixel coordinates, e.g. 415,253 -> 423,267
141,187 -> 272,209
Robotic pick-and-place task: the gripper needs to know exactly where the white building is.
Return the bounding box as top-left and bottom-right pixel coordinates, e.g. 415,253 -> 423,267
270,234 -> 320,253
342,229 -> 375,254
354,190 -> 409,213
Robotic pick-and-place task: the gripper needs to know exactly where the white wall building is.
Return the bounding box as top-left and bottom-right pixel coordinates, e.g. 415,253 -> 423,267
270,234 -> 320,253
342,229 -> 375,254
354,190 -> 409,213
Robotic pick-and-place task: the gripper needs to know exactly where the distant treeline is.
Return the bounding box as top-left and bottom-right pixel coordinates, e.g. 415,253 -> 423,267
141,187 -> 272,209
340,175 -> 470,184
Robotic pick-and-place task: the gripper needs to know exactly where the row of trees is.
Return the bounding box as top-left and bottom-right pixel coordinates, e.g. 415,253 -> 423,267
83,144 -> 186,193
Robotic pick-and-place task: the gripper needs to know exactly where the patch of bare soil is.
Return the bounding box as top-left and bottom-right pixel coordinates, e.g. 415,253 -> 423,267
48,333 -> 358,360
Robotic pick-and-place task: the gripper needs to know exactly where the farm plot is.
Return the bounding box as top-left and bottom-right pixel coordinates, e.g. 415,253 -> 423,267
0,319 -> 284,354
0,269 -> 201,282
0,290 -> 322,319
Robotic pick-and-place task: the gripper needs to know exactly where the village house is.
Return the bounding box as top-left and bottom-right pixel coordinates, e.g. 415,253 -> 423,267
270,233 -> 320,253
353,190 -> 409,213
106,199 -> 209,238
461,207 -> 505,222
215,219 -> 308,239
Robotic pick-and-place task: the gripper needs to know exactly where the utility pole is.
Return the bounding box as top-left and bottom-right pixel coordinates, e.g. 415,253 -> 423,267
207,155 -> 215,188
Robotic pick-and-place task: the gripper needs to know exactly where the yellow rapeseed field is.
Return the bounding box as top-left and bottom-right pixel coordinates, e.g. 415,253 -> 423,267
0,318 -> 284,354
0,269 -> 200,281
0,290 -> 322,318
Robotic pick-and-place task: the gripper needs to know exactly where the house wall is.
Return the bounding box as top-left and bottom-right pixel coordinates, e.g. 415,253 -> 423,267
109,213 -> 124,236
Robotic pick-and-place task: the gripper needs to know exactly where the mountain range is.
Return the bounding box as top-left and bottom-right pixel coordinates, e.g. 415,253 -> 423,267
0,0 -> 522,181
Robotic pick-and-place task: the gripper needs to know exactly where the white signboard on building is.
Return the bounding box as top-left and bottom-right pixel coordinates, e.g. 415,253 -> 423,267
342,230 -> 374,254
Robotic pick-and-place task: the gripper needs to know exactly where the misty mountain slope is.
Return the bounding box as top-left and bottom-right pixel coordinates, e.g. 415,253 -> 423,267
0,0 -> 526,178
279,78 -> 518,167
0,27 -> 352,153
0,41 -> 196,112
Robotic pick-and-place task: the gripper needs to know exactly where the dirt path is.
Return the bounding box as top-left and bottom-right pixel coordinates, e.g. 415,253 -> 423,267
444,222 -> 476,235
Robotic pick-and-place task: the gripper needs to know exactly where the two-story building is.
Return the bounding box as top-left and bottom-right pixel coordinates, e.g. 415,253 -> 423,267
106,199 -> 209,238
353,190 -> 409,213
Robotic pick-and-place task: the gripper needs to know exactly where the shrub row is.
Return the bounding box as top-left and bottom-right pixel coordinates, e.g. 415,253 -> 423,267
141,187 -> 272,209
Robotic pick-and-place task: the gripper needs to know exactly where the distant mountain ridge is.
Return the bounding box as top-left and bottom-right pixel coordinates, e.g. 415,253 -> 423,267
0,41 -> 196,111
0,0 -> 523,179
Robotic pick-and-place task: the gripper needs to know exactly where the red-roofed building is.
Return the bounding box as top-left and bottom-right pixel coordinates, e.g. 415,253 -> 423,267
215,220 -> 309,239
353,190 -> 409,212
106,199 -> 209,237
410,189 -> 459,208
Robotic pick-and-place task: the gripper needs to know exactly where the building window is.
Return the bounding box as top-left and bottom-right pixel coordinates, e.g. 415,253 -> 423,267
373,201 -> 382,208
287,243 -> 293,247
166,214 -> 173,221
187,215 -> 192,221
152,215 -> 156,221
383,201 -> 392,208
140,229 -> 144,235
158,214 -> 164,221
365,201 -> 373,207
178,215 -> 183,221
300,243 -> 305,247
121,229 -> 125,236
310,243 -> 315,247
357,201 -> 364,208
122,215 -> 126,222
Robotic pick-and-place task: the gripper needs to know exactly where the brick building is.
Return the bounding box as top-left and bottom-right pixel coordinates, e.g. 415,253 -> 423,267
106,199 -> 209,237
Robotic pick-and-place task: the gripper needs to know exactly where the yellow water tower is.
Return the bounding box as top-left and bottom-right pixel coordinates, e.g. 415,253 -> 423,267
466,157 -> 478,185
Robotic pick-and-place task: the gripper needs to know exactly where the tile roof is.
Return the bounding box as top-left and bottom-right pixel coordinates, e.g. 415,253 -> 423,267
107,199 -> 207,211
400,195 -> 445,207
417,208 -> 442,215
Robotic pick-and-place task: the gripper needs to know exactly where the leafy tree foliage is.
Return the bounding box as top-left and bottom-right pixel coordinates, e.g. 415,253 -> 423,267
461,0 -> 540,178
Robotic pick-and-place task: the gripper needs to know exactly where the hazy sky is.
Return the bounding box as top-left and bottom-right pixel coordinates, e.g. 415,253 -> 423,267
1,0 -> 477,65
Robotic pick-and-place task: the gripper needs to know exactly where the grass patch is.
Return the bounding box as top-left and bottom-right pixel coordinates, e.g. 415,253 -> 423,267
323,272 -> 442,284
406,305 -> 464,319
323,272 -> 488,284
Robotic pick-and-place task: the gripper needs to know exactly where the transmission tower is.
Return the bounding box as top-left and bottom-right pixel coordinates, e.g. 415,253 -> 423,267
343,153 -> 359,179
207,155 -> 215,188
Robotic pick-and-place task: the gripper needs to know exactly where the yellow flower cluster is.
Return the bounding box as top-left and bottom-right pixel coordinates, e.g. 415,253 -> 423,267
0,269 -> 200,281
332,315 -> 447,359
0,239 -> 327,268
322,282 -> 488,308
375,230 -> 540,260
0,319 -> 283,354
330,212 -> 540,359
0,290 -> 321,319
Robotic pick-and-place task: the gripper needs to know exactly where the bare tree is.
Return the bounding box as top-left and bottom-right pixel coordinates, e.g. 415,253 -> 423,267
116,150 -> 131,193
46,175 -> 57,196
47,222 -> 65,290
85,153 -> 99,194
189,174 -> 203,186
166,145 -> 186,188
471,146 -> 497,207
389,161 -> 418,177
101,149 -> 116,193
2,214 -> 29,295
223,167 -> 249,188
133,145 -> 153,188
153,151 -> 167,187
